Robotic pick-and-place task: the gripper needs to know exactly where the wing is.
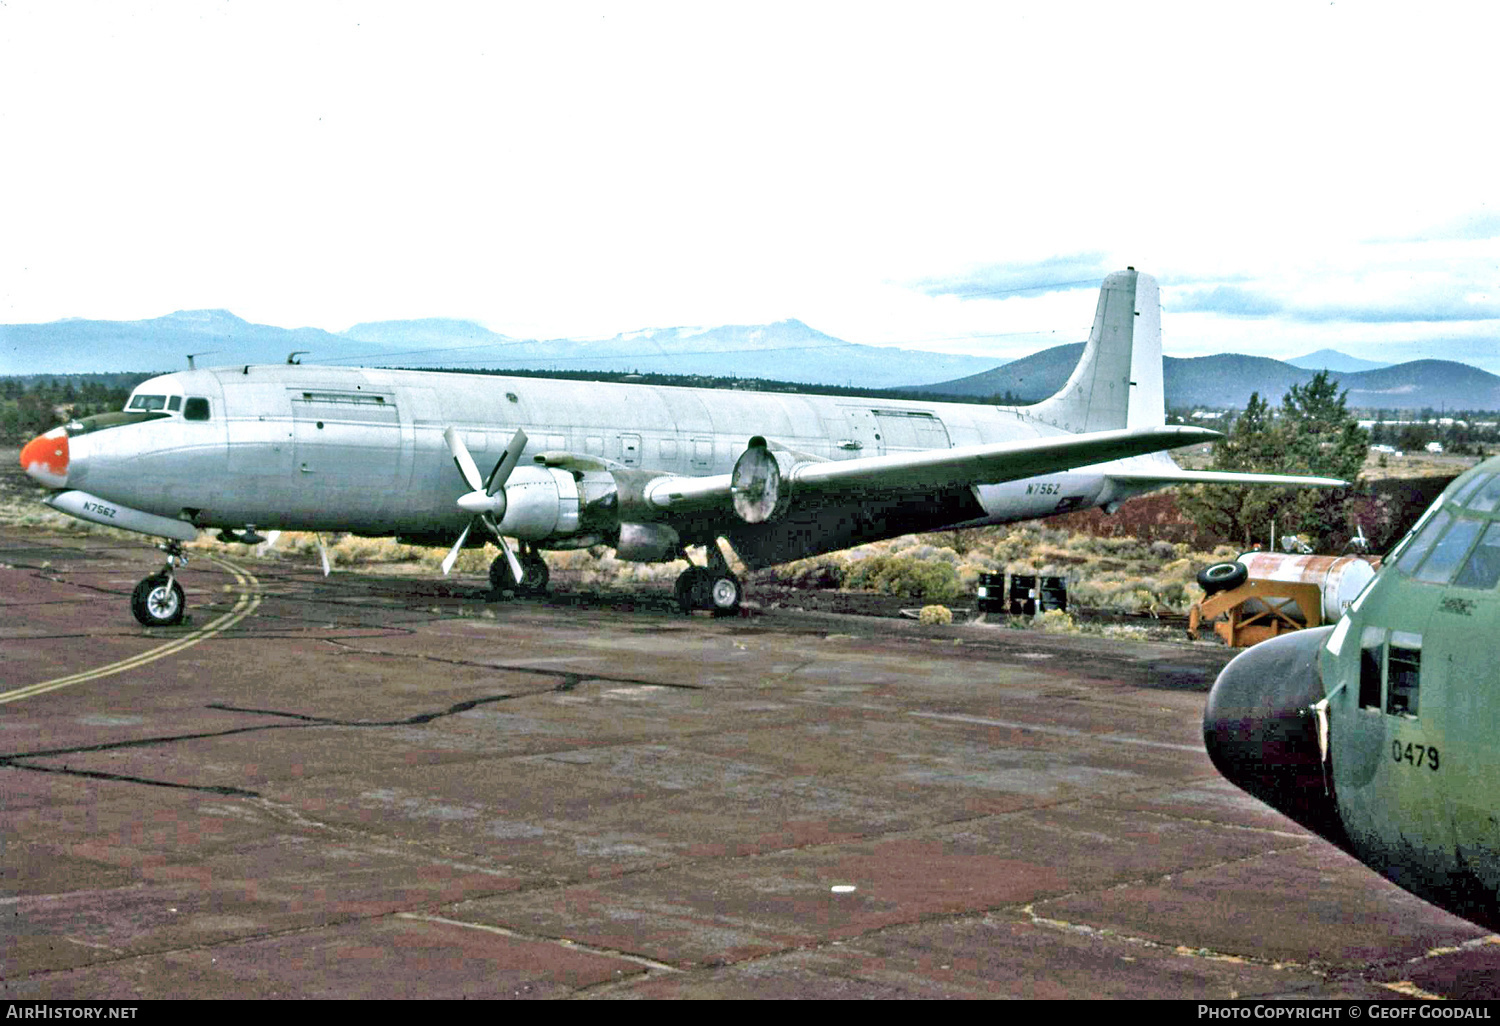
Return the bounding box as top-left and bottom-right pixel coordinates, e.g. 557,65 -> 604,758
1107,468 -> 1349,488
1103,450 -> 1348,489
643,425 -> 1223,512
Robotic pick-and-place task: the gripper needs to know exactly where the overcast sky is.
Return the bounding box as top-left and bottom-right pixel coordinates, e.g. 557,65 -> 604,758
3,1 -> 1497,370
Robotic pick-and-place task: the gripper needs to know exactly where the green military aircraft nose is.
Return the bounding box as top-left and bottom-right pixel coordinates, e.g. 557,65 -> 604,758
1204,625 -> 1350,850
1205,455 -> 1500,930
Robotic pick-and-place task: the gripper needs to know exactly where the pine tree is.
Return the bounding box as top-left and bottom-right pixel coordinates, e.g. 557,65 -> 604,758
1179,372 -> 1367,550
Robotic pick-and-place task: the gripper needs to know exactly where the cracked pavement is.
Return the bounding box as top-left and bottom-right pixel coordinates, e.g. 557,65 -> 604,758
3,529 -> 1499,999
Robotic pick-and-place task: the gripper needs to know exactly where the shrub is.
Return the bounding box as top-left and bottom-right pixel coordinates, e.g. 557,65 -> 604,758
1034,609 -> 1079,633
918,604 -> 954,625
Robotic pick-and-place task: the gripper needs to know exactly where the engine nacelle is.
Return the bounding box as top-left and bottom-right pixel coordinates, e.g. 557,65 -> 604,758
491,465 -> 677,562
495,466 -> 581,540
615,522 -> 680,562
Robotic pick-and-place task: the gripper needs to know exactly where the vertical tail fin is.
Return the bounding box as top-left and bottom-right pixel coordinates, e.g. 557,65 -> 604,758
1028,269 -> 1165,433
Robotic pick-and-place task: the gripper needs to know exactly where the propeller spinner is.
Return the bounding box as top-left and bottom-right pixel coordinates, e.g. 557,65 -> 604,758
441,426 -> 528,583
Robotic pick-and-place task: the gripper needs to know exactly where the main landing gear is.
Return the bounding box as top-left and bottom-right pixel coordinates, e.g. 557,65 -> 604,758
674,547 -> 742,617
131,541 -> 188,626
489,544 -> 550,596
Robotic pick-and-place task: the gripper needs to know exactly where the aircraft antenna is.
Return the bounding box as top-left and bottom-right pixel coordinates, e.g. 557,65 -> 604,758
186,351 -> 219,370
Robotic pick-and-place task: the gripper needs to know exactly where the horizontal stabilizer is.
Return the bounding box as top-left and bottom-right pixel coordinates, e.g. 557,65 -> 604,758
646,425 -> 1221,510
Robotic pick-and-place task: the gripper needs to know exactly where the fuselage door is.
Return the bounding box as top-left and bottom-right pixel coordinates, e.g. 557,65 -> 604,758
618,433 -> 641,468
837,407 -> 884,458
291,389 -> 404,525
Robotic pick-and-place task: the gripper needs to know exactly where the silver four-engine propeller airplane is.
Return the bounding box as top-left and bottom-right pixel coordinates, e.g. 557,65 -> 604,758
21,269 -> 1343,626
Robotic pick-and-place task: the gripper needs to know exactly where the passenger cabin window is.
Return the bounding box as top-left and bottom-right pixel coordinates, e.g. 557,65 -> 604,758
183,397 -> 211,421
1454,521 -> 1500,591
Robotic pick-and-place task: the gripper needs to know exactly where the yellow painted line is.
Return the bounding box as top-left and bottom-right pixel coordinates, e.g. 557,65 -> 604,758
0,556 -> 262,706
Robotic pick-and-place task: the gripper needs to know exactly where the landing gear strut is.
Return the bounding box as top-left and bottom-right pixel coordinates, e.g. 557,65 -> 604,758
131,542 -> 188,626
674,545 -> 742,617
489,545 -> 550,596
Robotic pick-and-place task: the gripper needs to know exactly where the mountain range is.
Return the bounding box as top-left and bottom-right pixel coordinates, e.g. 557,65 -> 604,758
918,343 -> 1500,411
2,311 -> 999,391
4,311 -> 1497,410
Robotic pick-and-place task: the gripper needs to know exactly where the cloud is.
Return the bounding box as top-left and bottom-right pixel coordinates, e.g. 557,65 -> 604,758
1170,286 -> 1285,317
1170,285 -> 1500,324
1369,210 -> 1500,244
909,253 -> 1115,301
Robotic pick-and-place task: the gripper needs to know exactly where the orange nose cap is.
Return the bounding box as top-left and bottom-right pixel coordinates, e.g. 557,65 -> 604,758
20,428 -> 69,488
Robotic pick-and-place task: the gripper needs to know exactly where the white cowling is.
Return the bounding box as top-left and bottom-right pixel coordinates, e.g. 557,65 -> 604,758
489,465 -> 581,540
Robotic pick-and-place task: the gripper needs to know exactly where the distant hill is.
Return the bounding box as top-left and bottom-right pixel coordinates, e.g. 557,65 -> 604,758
346,317 -> 1001,389
1,310 -> 396,375
6,309 -> 1497,408
6,313 -> 999,389
1286,349 -> 1392,373
917,344 -> 1500,410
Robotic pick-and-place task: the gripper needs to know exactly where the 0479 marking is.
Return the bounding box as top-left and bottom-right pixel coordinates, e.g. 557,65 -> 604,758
1392,739 -> 1440,771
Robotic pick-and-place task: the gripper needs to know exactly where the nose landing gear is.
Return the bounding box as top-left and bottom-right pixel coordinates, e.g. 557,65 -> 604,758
131,542 -> 188,626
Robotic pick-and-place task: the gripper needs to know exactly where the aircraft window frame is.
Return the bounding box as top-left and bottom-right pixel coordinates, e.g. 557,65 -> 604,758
1386,641 -> 1421,719
1467,475 -> 1500,514
1394,509 -> 1451,576
1451,472 -> 1492,507
1358,627 -> 1384,711
1453,520 -> 1500,591
64,411 -> 170,436
183,397 -> 212,422
1412,516 -> 1484,584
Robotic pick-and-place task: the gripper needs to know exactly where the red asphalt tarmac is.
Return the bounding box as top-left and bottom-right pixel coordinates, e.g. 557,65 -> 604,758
3,528 -> 1500,1000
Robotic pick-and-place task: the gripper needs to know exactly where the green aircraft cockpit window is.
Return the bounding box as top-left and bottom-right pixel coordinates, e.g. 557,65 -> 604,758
1453,521 -> 1500,591
1451,472 -> 1491,507
1395,509 -> 1452,576
183,397 -> 211,422
1413,516 -> 1485,584
1467,475 -> 1500,514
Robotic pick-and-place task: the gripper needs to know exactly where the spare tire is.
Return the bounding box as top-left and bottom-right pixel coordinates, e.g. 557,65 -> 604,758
1197,561 -> 1248,594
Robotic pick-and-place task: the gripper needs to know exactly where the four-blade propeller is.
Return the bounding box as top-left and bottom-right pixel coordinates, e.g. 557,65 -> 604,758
441,426 -> 528,582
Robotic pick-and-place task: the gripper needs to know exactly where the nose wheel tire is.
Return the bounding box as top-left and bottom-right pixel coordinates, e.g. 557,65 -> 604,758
131,574 -> 186,626
490,552 -> 550,595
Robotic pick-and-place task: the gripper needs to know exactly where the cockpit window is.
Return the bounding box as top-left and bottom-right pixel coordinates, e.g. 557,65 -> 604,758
1467,475 -> 1500,514
1454,521 -> 1500,591
1413,516 -> 1483,584
168,396 -> 182,412
128,394 -> 170,411
63,410 -> 170,437
1451,472 -> 1491,507
183,397 -> 211,421
1395,509 -> 1451,575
